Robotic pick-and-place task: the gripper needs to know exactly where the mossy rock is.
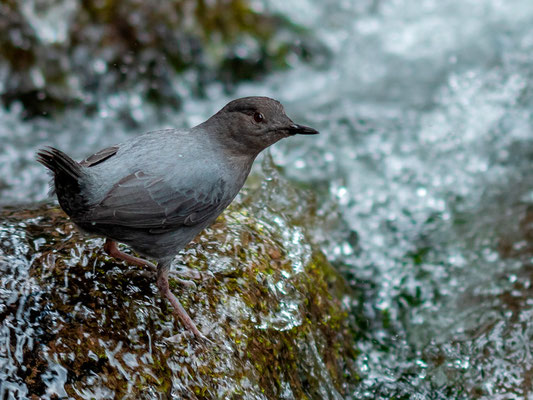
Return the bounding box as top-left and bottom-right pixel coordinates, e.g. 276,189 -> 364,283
0,0 -> 326,118
0,186 -> 357,398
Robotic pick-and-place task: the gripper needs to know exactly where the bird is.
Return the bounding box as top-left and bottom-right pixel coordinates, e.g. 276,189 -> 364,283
36,96 -> 318,339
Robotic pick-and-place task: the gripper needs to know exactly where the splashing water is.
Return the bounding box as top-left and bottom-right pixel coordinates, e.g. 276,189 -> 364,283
2,0 -> 533,398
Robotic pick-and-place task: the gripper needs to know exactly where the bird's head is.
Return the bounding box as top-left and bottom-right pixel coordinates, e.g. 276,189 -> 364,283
204,96 -> 318,156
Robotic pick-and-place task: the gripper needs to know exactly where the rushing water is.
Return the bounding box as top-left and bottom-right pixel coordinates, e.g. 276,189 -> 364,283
2,0 -> 533,398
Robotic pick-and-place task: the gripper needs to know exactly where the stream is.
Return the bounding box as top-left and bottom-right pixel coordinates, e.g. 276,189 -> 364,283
2,0 -> 533,398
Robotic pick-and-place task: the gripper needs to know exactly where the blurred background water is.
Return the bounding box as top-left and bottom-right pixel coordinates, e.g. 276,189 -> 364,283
2,0 -> 533,398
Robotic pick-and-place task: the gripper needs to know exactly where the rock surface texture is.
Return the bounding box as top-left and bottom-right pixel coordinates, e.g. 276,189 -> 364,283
0,176 -> 357,399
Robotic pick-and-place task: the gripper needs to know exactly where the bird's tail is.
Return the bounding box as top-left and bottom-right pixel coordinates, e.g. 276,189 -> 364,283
36,146 -> 82,180
36,147 -> 87,216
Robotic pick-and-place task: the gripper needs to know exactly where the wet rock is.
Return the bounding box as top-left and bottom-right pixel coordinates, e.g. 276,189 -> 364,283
0,0 -> 326,118
0,179 -> 357,398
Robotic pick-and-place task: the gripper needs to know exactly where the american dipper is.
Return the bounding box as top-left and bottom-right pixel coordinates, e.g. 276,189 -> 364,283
36,96 -> 318,339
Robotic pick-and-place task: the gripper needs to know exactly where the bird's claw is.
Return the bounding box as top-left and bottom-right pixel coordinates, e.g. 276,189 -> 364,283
172,266 -> 215,282
173,277 -> 197,289
164,330 -> 214,346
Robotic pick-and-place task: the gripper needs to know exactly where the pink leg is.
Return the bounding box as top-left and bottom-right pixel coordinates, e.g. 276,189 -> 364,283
104,239 -> 196,287
157,261 -> 208,340
104,240 -> 207,339
104,239 -> 157,272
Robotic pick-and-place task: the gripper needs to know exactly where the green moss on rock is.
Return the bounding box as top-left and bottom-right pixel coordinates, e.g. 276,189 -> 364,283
0,183 -> 357,398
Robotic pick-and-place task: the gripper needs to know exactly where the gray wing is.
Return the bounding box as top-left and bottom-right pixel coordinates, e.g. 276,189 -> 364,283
80,146 -> 119,167
84,170 -> 227,233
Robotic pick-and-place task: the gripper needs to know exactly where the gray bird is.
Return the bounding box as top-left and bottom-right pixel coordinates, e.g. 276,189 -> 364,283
36,96 -> 318,339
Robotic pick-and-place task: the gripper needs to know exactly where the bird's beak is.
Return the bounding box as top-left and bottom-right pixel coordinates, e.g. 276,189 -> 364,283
287,124 -> 319,135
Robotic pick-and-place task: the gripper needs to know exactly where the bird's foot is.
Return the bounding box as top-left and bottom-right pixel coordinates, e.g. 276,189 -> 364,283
169,266 -> 215,289
168,303 -> 213,345
170,276 -> 197,289
158,268 -> 211,342
173,265 -> 215,281
164,331 -> 214,346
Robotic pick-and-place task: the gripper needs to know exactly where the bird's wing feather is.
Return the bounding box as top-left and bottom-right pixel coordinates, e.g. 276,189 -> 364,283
85,170 -> 226,232
80,146 -> 120,167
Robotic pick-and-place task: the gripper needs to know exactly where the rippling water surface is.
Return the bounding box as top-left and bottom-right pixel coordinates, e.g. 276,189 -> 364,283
2,0 -> 533,398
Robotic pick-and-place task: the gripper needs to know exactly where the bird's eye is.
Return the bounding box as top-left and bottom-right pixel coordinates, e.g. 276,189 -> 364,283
253,112 -> 264,123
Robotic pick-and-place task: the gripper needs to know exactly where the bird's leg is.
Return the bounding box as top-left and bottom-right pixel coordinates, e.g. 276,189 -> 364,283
103,239 -> 195,287
157,260 -> 208,340
104,239 -> 157,272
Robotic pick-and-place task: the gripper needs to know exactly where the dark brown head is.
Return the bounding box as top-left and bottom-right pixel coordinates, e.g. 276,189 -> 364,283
203,96 -> 318,156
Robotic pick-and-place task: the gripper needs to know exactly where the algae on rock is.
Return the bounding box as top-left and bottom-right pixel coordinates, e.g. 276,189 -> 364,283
0,168 -> 357,399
